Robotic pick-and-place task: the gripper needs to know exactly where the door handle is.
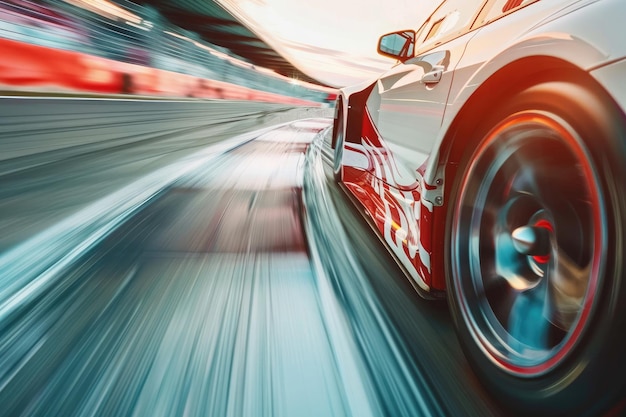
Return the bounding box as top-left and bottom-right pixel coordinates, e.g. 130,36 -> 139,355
421,65 -> 445,84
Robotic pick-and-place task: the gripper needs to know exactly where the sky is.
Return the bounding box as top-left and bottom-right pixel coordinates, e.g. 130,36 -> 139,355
218,0 -> 442,87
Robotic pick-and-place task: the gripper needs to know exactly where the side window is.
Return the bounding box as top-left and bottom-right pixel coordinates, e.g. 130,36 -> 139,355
424,18 -> 445,42
480,0 -> 539,24
418,0 -> 485,49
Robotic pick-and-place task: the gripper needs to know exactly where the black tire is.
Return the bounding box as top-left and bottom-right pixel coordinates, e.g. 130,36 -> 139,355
446,81 -> 626,416
332,105 -> 345,182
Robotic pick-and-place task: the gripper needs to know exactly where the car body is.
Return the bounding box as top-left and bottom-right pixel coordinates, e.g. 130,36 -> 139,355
332,0 -> 626,414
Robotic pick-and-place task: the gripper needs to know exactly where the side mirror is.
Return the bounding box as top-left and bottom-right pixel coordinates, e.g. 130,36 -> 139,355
377,30 -> 416,61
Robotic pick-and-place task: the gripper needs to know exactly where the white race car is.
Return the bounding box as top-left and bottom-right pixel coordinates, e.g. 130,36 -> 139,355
332,0 -> 626,414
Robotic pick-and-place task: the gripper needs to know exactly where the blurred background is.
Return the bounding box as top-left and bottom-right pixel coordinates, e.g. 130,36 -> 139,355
0,0 -> 341,103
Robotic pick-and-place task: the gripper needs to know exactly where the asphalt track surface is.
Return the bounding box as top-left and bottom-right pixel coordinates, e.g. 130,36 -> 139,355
0,97 -> 509,416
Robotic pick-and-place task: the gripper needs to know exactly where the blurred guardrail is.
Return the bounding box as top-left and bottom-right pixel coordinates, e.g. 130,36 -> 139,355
0,0 -> 337,104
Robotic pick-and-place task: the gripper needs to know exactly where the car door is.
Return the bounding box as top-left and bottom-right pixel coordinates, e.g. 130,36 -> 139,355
366,0 -> 486,190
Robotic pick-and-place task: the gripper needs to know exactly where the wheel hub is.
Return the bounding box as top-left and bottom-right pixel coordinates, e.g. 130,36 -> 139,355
511,224 -> 551,259
494,198 -> 550,291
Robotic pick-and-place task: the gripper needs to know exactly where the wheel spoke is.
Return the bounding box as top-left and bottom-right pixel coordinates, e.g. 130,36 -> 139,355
507,283 -> 551,351
546,249 -> 590,330
478,271 -> 515,313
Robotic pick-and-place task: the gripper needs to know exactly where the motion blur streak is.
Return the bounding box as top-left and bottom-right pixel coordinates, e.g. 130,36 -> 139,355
0,99 -> 345,416
303,128 -> 440,416
0,98 -> 504,416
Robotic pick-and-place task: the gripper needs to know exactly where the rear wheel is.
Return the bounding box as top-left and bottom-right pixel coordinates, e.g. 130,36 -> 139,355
333,105 -> 345,182
446,81 -> 626,415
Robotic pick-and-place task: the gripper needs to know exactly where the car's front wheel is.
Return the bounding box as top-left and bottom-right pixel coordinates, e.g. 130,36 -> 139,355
446,81 -> 626,415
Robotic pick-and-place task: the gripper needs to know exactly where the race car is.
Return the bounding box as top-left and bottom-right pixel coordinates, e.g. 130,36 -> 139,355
331,0 -> 626,414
